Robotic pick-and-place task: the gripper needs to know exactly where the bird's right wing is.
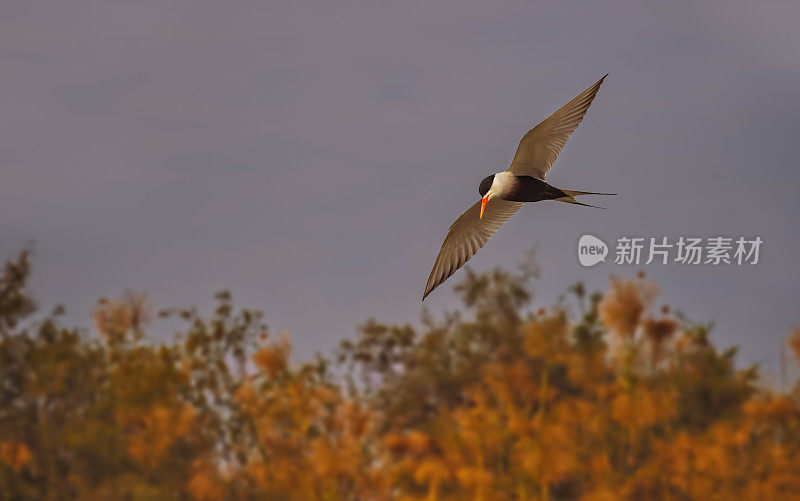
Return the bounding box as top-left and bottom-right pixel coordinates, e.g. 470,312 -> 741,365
508,75 -> 606,180
423,199 -> 523,300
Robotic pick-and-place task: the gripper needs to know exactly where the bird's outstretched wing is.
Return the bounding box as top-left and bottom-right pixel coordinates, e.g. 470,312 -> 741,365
423,199 -> 523,300
508,75 -> 607,180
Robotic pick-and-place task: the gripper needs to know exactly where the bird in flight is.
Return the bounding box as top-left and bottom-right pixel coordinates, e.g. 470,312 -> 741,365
422,75 -> 613,300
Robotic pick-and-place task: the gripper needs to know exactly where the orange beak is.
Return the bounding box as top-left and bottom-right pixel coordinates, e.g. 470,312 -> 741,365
480,196 -> 488,219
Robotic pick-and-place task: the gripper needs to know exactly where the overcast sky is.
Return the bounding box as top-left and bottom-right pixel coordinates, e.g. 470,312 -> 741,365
2,0 -> 798,373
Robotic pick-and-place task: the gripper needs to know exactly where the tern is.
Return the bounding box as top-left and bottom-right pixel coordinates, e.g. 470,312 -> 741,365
423,75 -> 613,300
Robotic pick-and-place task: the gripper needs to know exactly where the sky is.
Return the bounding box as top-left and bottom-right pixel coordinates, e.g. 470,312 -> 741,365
1,0 -> 798,374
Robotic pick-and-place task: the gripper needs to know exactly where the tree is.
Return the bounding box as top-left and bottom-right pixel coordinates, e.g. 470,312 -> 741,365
1,249 -> 798,500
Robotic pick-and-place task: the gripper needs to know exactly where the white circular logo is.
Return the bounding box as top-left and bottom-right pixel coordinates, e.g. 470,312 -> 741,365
577,234 -> 608,267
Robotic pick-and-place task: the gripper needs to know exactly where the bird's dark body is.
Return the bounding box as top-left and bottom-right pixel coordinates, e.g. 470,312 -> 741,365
505,175 -> 568,202
479,174 -> 566,202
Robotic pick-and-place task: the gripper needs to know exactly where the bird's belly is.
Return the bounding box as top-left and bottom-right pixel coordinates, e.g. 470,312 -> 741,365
504,176 -> 565,202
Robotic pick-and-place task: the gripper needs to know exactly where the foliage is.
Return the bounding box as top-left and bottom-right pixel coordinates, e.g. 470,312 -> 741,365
1,250 -> 798,500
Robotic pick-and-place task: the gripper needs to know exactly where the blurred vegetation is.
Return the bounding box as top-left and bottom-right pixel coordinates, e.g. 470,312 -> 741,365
1,249 -> 800,500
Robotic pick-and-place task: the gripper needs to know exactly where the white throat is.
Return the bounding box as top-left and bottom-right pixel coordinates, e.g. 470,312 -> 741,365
487,171 -> 515,199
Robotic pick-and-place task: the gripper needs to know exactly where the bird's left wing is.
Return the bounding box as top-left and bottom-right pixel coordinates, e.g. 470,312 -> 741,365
423,199 -> 523,300
508,75 -> 606,180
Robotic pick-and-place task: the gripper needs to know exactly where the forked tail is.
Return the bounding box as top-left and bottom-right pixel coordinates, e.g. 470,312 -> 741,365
556,189 -> 617,209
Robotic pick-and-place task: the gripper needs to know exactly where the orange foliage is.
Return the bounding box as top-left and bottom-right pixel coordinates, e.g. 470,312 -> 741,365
2,256 -> 800,500
0,441 -> 32,472
187,457 -> 226,501
252,330 -> 291,377
599,274 -> 659,339
123,403 -> 197,467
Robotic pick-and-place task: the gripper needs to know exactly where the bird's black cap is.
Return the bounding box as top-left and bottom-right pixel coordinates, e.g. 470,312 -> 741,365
478,175 -> 494,197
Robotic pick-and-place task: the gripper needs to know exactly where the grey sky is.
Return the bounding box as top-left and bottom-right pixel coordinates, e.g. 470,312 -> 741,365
1,0 -> 798,373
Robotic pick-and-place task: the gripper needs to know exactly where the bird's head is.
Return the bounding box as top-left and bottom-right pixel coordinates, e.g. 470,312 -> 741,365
478,174 -> 496,219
